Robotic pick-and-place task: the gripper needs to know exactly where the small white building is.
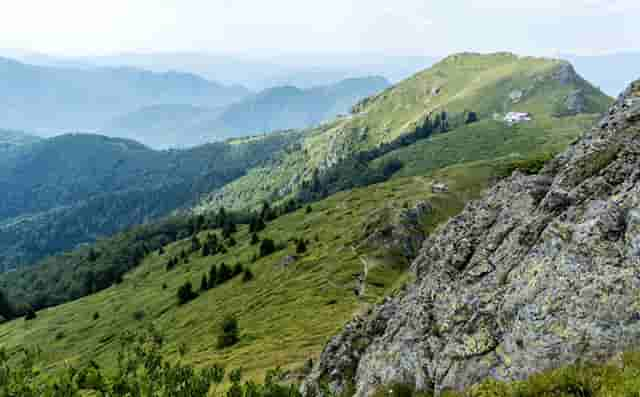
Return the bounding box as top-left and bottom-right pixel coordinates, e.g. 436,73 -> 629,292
504,112 -> 532,124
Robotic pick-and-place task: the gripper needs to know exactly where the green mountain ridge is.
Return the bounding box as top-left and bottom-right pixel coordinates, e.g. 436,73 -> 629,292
0,53 -> 612,381
0,131 -> 303,272
195,52 -> 611,214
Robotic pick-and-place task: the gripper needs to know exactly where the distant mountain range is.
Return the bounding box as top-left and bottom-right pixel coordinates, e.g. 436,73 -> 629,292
0,54 -> 391,148
7,49 -> 640,97
3,49 -> 436,90
105,76 -> 390,148
0,56 -> 249,137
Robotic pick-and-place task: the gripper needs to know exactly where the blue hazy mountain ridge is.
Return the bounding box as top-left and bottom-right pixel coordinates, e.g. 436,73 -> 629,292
0,56 -> 250,136
199,76 -> 391,138
3,50 -> 434,90
104,76 -> 391,148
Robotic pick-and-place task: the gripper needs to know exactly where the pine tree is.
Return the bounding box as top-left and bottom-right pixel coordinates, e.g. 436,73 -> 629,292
250,233 -> 260,245
215,207 -> 227,228
24,307 -> 37,321
88,248 -> 99,262
200,274 -> 209,292
217,315 -> 239,348
259,201 -> 272,221
191,235 -> 201,252
208,265 -> 218,288
259,239 -> 276,257
227,237 -> 237,247
232,263 -> 243,277
306,205 -> 313,214
242,268 -> 254,282
201,243 -> 211,257
222,221 -> 237,239
296,239 -> 308,254
0,290 -> 14,320
218,263 -> 232,283
194,215 -> 205,233
177,282 -> 197,304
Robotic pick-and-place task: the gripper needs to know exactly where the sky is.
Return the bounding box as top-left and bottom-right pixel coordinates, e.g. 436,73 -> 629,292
0,0 -> 638,58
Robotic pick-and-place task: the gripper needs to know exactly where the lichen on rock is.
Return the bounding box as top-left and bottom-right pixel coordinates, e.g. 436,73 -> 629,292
302,78 -> 640,397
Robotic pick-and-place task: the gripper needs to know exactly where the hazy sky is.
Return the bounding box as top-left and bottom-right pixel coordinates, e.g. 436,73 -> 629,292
1,0 -> 638,57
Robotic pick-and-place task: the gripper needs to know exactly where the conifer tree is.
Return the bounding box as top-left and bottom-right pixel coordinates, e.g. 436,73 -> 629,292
218,263 -> 232,283
296,239 -> 308,254
0,290 -> 14,320
209,265 -> 218,288
201,243 -> 210,257
191,235 -> 201,252
232,263 -> 243,277
201,274 -> 209,292
242,268 -> 254,282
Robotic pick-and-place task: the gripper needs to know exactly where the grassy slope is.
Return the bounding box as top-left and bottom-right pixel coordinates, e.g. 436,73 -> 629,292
196,53 -> 610,213
0,160 -> 499,381
371,114 -> 597,178
0,53 -> 613,388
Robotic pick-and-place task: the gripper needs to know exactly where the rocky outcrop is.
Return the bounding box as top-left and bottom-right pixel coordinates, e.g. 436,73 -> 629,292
303,79 -> 640,396
552,62 -> 579,86
564,89 -> 587,115
360,201 -> 433,259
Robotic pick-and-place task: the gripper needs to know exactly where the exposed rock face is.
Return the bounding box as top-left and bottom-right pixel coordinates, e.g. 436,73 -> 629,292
360,201 -> 433,259
564,89 -> 587,115
552,62 -> 579,86
303,79 -> 640,396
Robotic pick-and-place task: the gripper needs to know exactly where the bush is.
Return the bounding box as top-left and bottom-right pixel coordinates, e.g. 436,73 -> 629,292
251,233 -> 260,245
93,312 -> 100,321
177,281 -> 198,305
133,310 -> 145,321
260,239 -> 277,257
306,205 -> 313,214
296,239 -> 308,254
217,315 -> 240,348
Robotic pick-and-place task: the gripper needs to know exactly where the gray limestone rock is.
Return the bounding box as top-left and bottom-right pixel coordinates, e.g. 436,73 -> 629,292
303,78 -> 640,397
